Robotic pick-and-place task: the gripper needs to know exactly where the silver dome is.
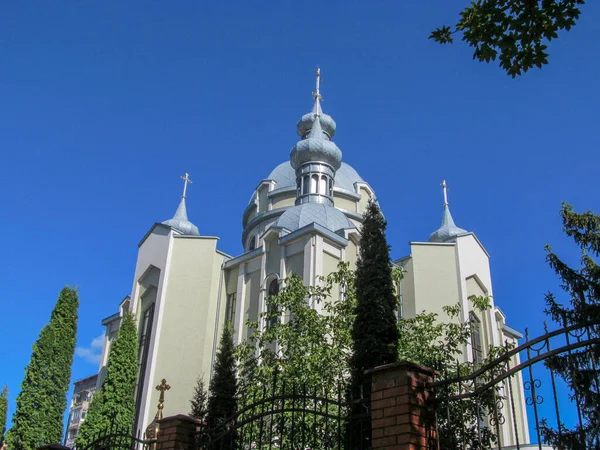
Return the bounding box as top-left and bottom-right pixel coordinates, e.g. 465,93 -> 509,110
274,203 -> 355,233
162,198 -> 200,236
429,205 -> 467,243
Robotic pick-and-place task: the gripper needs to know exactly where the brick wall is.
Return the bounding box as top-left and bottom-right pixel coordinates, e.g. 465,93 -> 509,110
368,361 -> 437,450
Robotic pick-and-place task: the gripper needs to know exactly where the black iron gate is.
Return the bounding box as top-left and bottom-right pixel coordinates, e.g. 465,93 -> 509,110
431,320 -> 600,450
197,379 -> 370,450
77,419 -> 156,450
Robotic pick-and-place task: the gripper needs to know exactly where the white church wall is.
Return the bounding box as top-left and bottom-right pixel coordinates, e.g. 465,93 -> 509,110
143,236 -> 224,431
397,257 -> 415,320
410,243 -> 461,319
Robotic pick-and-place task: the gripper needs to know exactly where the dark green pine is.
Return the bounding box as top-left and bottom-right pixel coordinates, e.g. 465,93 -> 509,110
190,376 -> 208,421
542,203 -> 600,447
6,287 -> 79,450
351,199 -> 399,384
76,312 -> 138,448
0,386 -> 8,447
206,322 -> 237,429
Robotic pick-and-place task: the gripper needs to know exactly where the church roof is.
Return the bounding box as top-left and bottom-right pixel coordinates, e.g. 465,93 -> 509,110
274,202 -> 355,234
290,114 -> 342,171
162,197 -> 200,236
429,204 -> 467,243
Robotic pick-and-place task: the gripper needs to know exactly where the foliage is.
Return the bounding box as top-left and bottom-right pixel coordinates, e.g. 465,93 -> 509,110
351,199 -> 399,388
76,313 -> 138,449
398,297 -> 513,450
206,322 -> 238,430
541,203 -> 600,447
430,1 -> 585,77
0,386 -> 7,448
6,287 -> 79,450
234,265 -> 356,449
190,376 -> 208,422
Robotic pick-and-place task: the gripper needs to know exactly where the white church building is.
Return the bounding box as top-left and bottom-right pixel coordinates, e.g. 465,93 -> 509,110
96,70 -> 529,447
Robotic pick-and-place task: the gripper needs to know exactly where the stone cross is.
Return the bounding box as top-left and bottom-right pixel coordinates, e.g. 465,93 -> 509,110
441,180 -> 449,206
180,173 -> 192,198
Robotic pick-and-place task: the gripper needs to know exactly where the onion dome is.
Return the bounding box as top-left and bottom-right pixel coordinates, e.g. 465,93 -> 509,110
296,99 -> 336,139
162,197 -> 200,236
429,181 -> 467,242
274,202 -> 355,233
290,112 -> 342,170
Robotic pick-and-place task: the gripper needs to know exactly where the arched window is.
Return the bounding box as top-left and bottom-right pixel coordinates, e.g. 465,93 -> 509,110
311,175 -> 319,194
267,279 -> 279,327
303,176 -> 310,195
249,236 -> 256,251
329,178 -> 334,197
319,175 -> 327,195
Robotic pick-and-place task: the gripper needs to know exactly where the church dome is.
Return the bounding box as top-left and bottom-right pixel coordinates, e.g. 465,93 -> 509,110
429,204 -> 467,243
162,198 -> 200,236
274,203 -> 355,233
297,111 -> 336,139
290,113 -> 342,170
265,161 -> 365,194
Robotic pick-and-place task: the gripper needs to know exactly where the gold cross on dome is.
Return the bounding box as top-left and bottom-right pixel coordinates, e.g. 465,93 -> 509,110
180,173 -> 192,198
441,180 -> 449,206
312,67 -> 323,101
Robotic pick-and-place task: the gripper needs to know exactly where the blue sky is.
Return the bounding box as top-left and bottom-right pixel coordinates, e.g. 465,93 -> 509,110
1,0 -> 598,438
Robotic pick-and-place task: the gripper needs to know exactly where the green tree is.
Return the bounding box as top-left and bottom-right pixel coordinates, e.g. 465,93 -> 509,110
351,200 -> 399,386
76,313 -> 138,448
430,0 -> 585,77
6,287 -> 79,450
0,386 -> 8,448
206,322 -> 237,430
541,203 -> 600,447
189,376 -> 208,422
235,266 -> 356,448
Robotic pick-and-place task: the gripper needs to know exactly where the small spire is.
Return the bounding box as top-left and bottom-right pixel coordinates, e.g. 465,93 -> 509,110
312,67 -> 323,102
429,179 -> 467,242
162,173 -> 200,236
180,172 -> 192,199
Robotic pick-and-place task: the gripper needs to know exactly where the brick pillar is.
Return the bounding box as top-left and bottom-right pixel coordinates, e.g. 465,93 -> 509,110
156,414 -> 201,450
368,361 -> 437,450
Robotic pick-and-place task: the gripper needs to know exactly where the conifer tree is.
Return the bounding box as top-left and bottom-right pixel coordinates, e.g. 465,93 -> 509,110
76,313 -> 138,448
6,287 -> 79,450
351,199 -> 399,385
0,386 -> 8,448
541,204 -> 600,447
189,376 -> 208,422
206,322 -> 237,430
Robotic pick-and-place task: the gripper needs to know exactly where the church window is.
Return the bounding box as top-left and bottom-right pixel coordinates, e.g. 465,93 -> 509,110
267,279 -> 279,327
226,293 -> 237,325
249,236 -> 256,251
319,175 -> 327,195
470,312 -> 483,365
311,175 -> 318,194
302,176 -> 310,195
329,178 -> 334,197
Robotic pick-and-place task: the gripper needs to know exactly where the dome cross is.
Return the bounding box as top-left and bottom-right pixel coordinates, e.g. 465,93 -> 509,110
441,180 -> 449,206
312,67 -> 323,102
180,173 -> 193,199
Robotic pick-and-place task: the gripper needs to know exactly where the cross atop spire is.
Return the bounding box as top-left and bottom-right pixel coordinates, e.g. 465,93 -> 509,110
441,180 -> 449,206
180,173 -> 192,199
312,67 -> 323,102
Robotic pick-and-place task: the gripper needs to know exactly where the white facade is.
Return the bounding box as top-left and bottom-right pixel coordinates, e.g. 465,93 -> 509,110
95,75 -> 530,444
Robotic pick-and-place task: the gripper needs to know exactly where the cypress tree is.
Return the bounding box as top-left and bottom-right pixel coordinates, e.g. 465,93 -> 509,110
541,204 -> 600,448
76,313 -> 138,448
351,199 -> 399,383
6,287 -> 79,450
190,377 -> 208,422
0,386 -> 7,448
206,322 -> 237,429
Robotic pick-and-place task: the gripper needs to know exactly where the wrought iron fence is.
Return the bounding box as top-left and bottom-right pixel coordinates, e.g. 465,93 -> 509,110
197,379 -> 370,450
430,320 -> 600,450
77,418 -> 156,450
